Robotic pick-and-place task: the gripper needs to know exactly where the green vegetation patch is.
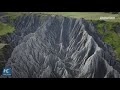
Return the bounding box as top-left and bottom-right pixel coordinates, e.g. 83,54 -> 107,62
0,22 -> 15,36
0,12 -> 28,23
0,43 -> 7,49
92,20 -> 120,60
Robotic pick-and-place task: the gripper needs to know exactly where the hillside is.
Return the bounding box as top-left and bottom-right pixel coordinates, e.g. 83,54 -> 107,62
0,13 -> 120,78
0,12 -> 120,78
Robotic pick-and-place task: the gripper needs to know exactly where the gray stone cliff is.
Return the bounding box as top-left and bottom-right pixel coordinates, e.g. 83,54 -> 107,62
1,15 -> 120,78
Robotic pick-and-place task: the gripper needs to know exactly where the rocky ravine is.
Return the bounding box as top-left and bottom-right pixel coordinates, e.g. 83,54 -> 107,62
1,14 -> 120,78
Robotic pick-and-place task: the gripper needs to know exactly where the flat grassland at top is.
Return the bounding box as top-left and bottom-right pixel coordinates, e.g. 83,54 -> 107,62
41,12 -> 120,22
4,12 -> 120,22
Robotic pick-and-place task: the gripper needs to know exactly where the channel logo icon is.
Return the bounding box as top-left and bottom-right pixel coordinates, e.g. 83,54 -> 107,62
2,68 -> 12,76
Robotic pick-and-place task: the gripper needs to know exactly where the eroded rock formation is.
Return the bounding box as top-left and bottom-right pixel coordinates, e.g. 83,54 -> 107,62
1,14 -> 120,78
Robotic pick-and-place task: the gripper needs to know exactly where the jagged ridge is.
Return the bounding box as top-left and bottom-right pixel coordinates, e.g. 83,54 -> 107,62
1,15 -> 120,78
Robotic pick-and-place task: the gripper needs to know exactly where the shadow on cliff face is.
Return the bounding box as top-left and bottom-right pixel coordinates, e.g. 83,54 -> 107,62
0,44 -> 12,74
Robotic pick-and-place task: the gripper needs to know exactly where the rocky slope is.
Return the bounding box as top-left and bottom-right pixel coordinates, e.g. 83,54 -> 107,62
1,14 -> 120,78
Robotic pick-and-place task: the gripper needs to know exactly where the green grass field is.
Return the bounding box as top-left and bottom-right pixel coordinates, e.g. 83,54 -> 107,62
0,12 -> 119,23
3,12 -> 120,22
41,12 -> 120,22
